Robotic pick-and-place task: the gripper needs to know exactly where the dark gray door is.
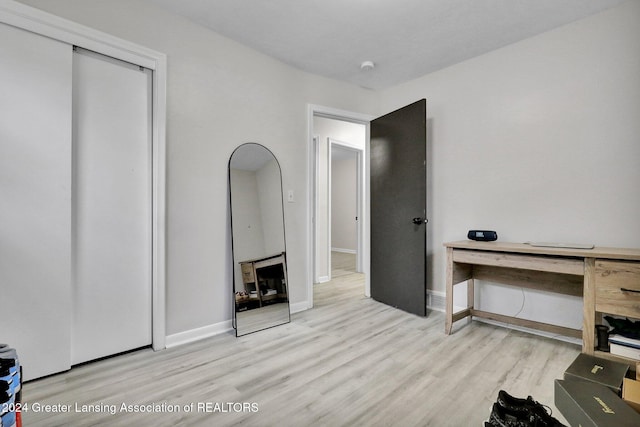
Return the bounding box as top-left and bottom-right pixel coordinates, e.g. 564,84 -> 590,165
370,99 -> 427,316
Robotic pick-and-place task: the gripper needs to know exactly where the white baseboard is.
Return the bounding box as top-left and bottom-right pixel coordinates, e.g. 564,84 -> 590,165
166,301 -> 311,347
317,275 -> 330,283
165,320 -> 233,348
427,290 -> 446,312
290,301 -> 310,314
427,290 -> 468,314
331,247 -> 356,254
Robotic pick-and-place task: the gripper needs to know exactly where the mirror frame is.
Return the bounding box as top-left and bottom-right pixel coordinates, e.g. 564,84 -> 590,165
228,143 -> 290,336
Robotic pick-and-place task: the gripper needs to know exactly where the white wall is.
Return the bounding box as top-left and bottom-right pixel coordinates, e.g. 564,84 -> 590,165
331,151 -> 357,252
18,0 -> 379,337
378,0 -> 640,327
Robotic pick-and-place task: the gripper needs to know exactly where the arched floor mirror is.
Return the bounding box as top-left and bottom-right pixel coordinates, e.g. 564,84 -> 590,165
228,143 -> 290,336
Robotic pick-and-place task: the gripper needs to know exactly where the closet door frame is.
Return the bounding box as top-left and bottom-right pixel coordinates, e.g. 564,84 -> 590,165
0,1 -> 167,351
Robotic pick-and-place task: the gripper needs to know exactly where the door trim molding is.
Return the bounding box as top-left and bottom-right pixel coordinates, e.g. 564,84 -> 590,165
307,104 -> 374,309
312,135 -> 321,283
1,0 -> 167,350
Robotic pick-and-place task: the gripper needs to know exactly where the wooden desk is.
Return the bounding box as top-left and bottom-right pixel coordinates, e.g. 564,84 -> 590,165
444,241 -> 640,357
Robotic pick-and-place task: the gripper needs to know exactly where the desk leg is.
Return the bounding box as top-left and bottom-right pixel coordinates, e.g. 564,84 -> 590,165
445,247 -> 454,334
583,258 -> 595,354
467,278 -> 474,314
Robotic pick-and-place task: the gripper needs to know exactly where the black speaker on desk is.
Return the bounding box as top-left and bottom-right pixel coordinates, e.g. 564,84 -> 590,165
467,230 -> 498,241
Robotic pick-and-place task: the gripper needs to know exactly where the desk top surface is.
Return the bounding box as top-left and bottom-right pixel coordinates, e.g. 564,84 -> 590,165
444,240 -> 640,261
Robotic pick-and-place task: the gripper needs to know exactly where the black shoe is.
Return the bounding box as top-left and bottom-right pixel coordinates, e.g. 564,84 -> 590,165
487,402 -> 532,427
0,358 -> 16,377
1,381 -> 10,404
497,390 -> 565,427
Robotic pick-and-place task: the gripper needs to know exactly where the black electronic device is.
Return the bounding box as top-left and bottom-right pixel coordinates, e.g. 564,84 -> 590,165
467,230 -> 498,241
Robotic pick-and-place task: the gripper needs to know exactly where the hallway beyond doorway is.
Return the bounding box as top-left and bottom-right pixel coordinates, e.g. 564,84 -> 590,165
331,251 -> 357,278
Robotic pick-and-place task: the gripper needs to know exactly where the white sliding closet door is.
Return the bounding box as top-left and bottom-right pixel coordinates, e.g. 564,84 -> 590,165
71,48 -> 152,365
0,23 -> 73,380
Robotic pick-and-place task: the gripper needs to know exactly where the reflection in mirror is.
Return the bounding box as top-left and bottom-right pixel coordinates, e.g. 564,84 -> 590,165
229,143 -> 290,336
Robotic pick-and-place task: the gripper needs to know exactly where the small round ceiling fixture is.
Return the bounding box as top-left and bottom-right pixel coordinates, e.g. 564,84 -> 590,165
360,60 -> 375,71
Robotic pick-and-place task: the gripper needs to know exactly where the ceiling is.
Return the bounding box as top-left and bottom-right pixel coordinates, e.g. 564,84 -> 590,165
149,0 -> 628,90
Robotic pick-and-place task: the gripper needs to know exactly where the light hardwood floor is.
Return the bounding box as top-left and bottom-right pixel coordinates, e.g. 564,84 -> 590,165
22,252 -> 579,426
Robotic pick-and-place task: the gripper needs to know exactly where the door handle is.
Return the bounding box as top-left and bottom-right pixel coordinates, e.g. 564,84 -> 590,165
412,217 -> 427,225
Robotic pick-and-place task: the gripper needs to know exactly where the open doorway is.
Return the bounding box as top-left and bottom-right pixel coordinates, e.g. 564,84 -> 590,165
313,119 -> 364,284
329,139 -> 365,281
308,105 -> 373,309
306,101 -> 428,315
329,142 -> 360,277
